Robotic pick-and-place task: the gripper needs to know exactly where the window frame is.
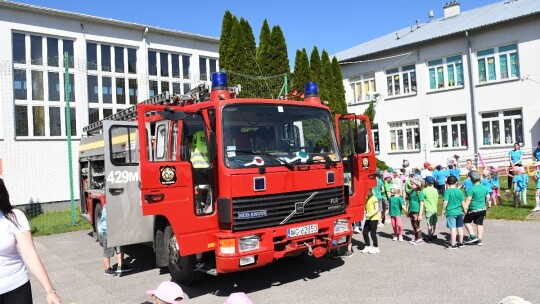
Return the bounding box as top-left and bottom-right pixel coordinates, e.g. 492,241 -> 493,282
431,115 -> 468,150
148,50 -> 194,97
476,43 -> 519,85
427,55 -> 465,91
480,109 -> 523,146
388,120 -> 420,152
348,73 -> 376,105
385,64 -> 417,98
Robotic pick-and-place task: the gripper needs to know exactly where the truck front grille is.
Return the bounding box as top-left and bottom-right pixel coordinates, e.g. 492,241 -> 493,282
232,187 -> 345,232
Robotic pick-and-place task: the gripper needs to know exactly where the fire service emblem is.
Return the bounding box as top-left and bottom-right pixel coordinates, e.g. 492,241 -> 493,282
159,166 -> 177,185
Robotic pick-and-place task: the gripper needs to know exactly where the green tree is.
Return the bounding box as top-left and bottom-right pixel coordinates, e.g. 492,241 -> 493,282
309,46 -> 321,84
257,19 -> 272,75
219,11 -> 234,71
269,25 -> 290,77
331,56 -> 347,114
225,16 -> 239,73
320,50 -> 334,111
363,101 -> 376,126
291,48 -> 310,98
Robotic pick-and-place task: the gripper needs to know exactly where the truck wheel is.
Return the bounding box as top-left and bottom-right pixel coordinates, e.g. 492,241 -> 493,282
93,203 -> 104,246
163,225 -> 205,285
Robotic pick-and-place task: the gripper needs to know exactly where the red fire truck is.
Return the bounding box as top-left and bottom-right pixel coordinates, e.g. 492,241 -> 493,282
79,72 -> 376,284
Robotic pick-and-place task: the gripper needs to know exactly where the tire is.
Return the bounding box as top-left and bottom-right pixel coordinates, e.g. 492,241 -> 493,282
163,225 -> 205,285
93,203 -> 104,246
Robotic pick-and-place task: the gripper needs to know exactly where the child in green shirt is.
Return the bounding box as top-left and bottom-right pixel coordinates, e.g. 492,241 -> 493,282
464,170 -> 490,246
442,175 -> 465,249
388,184 -> 406,241
407,176 -> 425,245
422,176 -> 439,242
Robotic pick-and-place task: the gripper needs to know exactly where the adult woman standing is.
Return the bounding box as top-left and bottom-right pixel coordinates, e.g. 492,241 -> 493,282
0,178 -> 61,304
508,142 -> 524,190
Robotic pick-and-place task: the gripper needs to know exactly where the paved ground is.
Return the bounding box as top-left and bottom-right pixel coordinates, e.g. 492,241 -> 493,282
30,217 -> 539,304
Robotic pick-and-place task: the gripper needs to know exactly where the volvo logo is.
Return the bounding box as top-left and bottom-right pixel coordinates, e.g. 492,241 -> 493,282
280,192 -> 318,225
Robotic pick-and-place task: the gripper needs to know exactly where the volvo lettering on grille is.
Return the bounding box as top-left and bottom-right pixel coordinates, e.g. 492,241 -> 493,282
280,192 -> 318,225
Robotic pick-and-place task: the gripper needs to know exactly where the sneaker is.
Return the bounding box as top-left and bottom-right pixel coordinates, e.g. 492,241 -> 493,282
447,244 -> 458,250
392,236 -> 398,241
457,242 -> 464,248
116,264 -> 133,273
104,268 -> 117,276
353,226 -> 362,234
342,250 -> 354,258
377,223 -> 384,228
410,239 -> 423,245
361,246 -> 372,253
368,247 -> 380,254
465,236 -> 479,245
431,234 -> 438,240
532,207 -> 540,212
398,236 -> 404,242
194,261 -> 205,271
476,239 -> 483,246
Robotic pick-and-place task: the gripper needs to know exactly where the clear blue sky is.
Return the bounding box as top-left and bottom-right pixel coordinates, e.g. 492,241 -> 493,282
17,0 -> 499,64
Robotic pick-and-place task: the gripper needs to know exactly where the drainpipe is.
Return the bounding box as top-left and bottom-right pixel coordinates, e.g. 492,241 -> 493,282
465,31 -> 479,164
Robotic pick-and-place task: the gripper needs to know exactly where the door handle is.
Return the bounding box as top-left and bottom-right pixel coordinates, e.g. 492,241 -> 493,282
109,187 -> 124,195
145,193 -> 165,203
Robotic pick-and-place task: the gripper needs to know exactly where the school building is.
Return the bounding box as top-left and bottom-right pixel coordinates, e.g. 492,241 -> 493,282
0,1 -> 219,205
335,0 -> 540,170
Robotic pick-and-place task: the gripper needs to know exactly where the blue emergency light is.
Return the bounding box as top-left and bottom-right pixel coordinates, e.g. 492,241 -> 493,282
304,82 -> 319,97
211,72 -> 228,90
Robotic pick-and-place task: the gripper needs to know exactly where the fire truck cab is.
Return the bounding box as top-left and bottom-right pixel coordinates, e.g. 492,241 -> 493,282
79,72 -> 376,284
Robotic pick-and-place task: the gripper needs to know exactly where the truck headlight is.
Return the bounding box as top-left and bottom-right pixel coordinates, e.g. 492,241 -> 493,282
239,235 -> 260,253
219,238 -> 236,254
334,219 -> 349,234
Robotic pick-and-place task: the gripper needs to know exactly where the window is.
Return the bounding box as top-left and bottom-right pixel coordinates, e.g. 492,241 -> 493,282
148,50 -> 194,96
149,80 -> 158,97
160,52 -> 169,77
477,44 -> 519,84
348,74 -> 376,104
372,123 -> 379,153
428,55 -> 464,90
481,109 -> 523,146
386,65 -> 416,97
12,33 -> 76,137
199,57 -> 207,81
87,43 -> 138,124
148,51 -> 157,76
199,57 -> 218,81
182,55 -> 190,79
389,120 -> 420,152
171,54 -> 180,77
87,43 -> 97,70
432,115 -> 468,149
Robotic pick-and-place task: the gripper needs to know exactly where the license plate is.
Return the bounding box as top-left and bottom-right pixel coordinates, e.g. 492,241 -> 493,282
287,224 -> 318,238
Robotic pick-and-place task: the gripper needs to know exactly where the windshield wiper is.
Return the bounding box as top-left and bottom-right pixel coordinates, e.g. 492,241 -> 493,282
235,150 -> 295,171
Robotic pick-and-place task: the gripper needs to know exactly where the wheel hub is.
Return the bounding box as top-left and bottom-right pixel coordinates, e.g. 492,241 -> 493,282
168,235 -> 179,264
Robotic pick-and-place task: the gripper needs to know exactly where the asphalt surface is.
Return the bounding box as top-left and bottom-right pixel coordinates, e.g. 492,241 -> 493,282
30,217 -> 539,304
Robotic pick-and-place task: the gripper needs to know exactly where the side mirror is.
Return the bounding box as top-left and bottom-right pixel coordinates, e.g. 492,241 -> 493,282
354,128 -> 367,154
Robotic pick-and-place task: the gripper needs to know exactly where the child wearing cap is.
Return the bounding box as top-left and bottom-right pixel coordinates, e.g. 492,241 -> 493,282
388,184 -> 405,241
223,292 -> 253,304
463,170 -> 490,246
512,167 -> 527,207
532,163 -> 540,212
442,175 -> 465,249
407,176 -> 425,245
147,281 -> 184,304
422,176 -> 439,242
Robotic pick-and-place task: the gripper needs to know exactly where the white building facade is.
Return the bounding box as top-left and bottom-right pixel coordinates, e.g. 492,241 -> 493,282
336,0 -> 540,170
0,2 -> 219,205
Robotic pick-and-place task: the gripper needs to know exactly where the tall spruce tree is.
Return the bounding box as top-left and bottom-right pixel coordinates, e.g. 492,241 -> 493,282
320,50 -> 334,111
219,11 -> 234,71
291,48 -> 310,98
331,56 -> 347,114
226,16 -> 240,72
309,46 -> 321,84
257,19 -> 272,75
270,25 -> 290,77
363,101 -> 376,125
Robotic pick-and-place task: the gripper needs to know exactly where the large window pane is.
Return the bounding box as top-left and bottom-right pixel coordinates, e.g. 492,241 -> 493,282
114,46 -> 124,73
171,54 -> 180,77
499,54 -> 508,79
514,118 -> 523,143
441,125 -> 448,147
433,126 -> 440,148
31,35 -> 43,65
116,78 -> 125,104
172,83 -> 181,94
129,79 -> 137,104
87,75 -> 98,103
504,119 -> 512,144
210,59 -> 217,74
183,83 -> 190,94
182,55 -> 190,79
429,68 -> 436,90
102,76 -> 112,103
87,43 -> 97,70
66,74 -> 75,102
509,53 -> 519,78
460,123 -> 468,146
47,37 -> 59,67
487,56 -> 496,81
492,121 -> 500,144
478,59 -> 486,83
101,45 -> 111,71
48,72 -> 60,101
63,40 -> 74,68
31,71 -> 44,100
88,108 -> 100,124
14,69 -> 27,100
199,57 -> 207,81
49,107 -> 61,136
128,48 -> 137,74
13,33 -> 26,64
103,108 -> 113,119
161,81 -> 169,94
70,107 -> 77,136
451,125 -> 459,147
148,51 -> 157,76
15,106 -> 29,136
456,62 -> 464,86
160,52 -> 169,77
33,106 -> 45,136
149,80 -> 158,97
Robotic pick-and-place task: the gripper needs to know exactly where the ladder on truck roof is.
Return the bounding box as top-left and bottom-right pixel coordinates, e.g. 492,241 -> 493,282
83,92 -> 171,135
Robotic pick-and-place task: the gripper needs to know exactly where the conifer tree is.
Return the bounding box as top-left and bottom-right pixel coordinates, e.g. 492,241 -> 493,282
309,46 -> 321,84
270,25 -> 290,77
219,11 -> 234,71
226,16 -> 240,73
363,101 -> 376,126
320,50 -> 333,110
257,19 -> 272,75
291,48 -> 311,97
331,56 -> 348,114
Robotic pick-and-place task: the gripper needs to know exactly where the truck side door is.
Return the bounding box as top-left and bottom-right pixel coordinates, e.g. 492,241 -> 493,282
137,105 -> 219,256
104,121 -> 154,247
336,114 -> 377,222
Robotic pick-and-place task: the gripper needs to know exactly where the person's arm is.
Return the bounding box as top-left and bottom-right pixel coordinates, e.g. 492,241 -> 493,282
442,200 -> 448,217
517,151 -> 523,165
509,151 -> 514,166
463,196 -> 471,214
418,201 -> 424,219
16,232 -> 61,304
366,200 -> 380,218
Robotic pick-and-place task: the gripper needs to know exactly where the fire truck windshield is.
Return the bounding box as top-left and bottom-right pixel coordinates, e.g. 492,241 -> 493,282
222,104 -> 341,169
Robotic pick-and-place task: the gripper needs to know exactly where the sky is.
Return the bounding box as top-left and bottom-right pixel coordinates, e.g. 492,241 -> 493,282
16,0 -> 501,64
